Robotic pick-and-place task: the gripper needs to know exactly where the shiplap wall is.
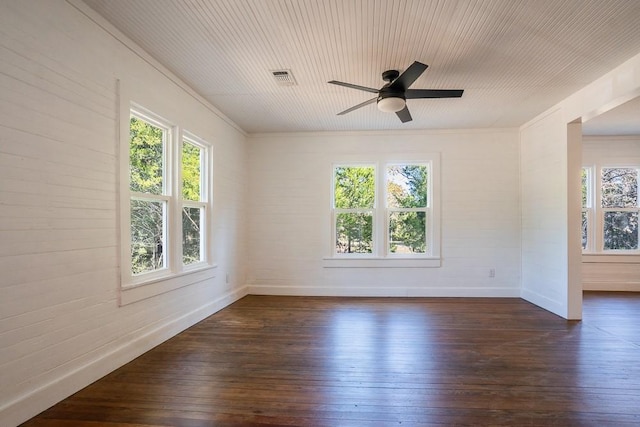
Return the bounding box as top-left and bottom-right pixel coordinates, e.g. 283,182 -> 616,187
0,1 -> 248,425
520,51 -> 640,319
520,109 -> 574,318
582,136 -> 640,291
246,130 -> 521,297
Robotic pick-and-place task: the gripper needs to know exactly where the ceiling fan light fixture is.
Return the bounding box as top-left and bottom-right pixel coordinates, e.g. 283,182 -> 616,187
377,96 -> 406,113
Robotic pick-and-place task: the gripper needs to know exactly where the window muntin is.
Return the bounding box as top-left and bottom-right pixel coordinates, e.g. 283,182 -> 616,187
332,162 -> 434,258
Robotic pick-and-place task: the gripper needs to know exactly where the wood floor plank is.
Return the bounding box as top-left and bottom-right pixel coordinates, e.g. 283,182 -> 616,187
21,293 -> 640,426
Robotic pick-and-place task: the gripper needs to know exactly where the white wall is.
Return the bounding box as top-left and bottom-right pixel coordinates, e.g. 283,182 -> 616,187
247,130 -> 521,297
520,110 -> 576,318
520,51 -> 640,319
0,1 -> 248,425
582,136 -> 640,291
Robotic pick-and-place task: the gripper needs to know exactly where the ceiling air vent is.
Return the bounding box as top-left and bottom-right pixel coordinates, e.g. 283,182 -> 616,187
271,69 -> 297,86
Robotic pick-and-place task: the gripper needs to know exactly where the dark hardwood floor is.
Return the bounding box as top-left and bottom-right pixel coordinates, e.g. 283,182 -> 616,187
22,292 -> 640,426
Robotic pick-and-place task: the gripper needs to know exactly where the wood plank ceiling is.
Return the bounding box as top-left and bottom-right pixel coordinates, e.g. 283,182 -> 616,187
81,0 -> 640,134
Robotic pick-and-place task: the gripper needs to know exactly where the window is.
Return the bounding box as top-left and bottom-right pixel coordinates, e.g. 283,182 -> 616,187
334,165 -> 375,254
181,135 -> 208,266
329,160 -> 439,266
129,113 -> 168,275
387,164 -> 429,255
601,168 -> 638,250
123,106 -> 213,290
582,165 -> 639,253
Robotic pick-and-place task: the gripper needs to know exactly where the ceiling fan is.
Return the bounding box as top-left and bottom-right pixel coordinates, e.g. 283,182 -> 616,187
328,61 -> 463,123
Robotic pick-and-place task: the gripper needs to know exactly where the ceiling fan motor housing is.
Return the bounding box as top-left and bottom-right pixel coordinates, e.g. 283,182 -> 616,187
382,69 -> 400,82
378,69 -> 406,112
378,87 -> 406,101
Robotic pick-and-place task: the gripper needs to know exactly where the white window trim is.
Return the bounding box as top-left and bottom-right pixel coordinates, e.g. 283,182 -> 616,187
118,95 -> 216,305
324,155 -> 441,268
581,160 -> 640,260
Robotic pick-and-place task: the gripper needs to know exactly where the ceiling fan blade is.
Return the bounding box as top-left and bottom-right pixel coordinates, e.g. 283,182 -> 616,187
389,61 -> 428,91
328,80 -> 379,94
395,105 -> 412,123
337,97 -> 377,115
405,89 -> 464,99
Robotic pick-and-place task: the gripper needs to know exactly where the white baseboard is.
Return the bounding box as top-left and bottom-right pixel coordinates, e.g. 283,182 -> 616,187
520,287 -> 566,318
583,282 -> 640,291
1,286 -> 248,427
247,285 -> 521,298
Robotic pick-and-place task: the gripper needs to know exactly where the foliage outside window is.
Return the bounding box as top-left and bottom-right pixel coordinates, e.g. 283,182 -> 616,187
127,107 -> 211,285
332,163 -> 431,257
582,166 -> 639,253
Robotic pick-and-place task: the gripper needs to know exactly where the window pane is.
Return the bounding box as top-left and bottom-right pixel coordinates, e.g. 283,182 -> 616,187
581,211 -> 588,250
334,166 -> 375,209
387,165 -> 428,208
336,212 -> 373,253
182,206 -> 202,265
131,199 -> 165,274
129,116 -> 164,195
182,142 -> 201,201
604,211 -> 638,250
602,168 -> 638,208
389,211 -> 426,254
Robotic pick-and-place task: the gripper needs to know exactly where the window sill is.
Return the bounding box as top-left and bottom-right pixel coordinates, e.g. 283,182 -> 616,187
582,254 -> 640,264
322,257 -> 441,268
120,264 -> 218,306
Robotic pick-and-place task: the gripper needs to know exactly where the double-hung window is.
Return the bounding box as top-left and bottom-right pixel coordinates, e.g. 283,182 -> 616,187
329,159 -> 439,267
181,134 -> 208,266
386,164 -> 429,255
123,106 -> 213,296
334,165 -> 376,254
601,167 -> 638,251
582,165 -> 639,252
129,111 -> 169,275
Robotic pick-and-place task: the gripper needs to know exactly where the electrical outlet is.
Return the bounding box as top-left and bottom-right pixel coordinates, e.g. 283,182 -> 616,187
489,268 -> 495,278
225,273 -> 229,284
